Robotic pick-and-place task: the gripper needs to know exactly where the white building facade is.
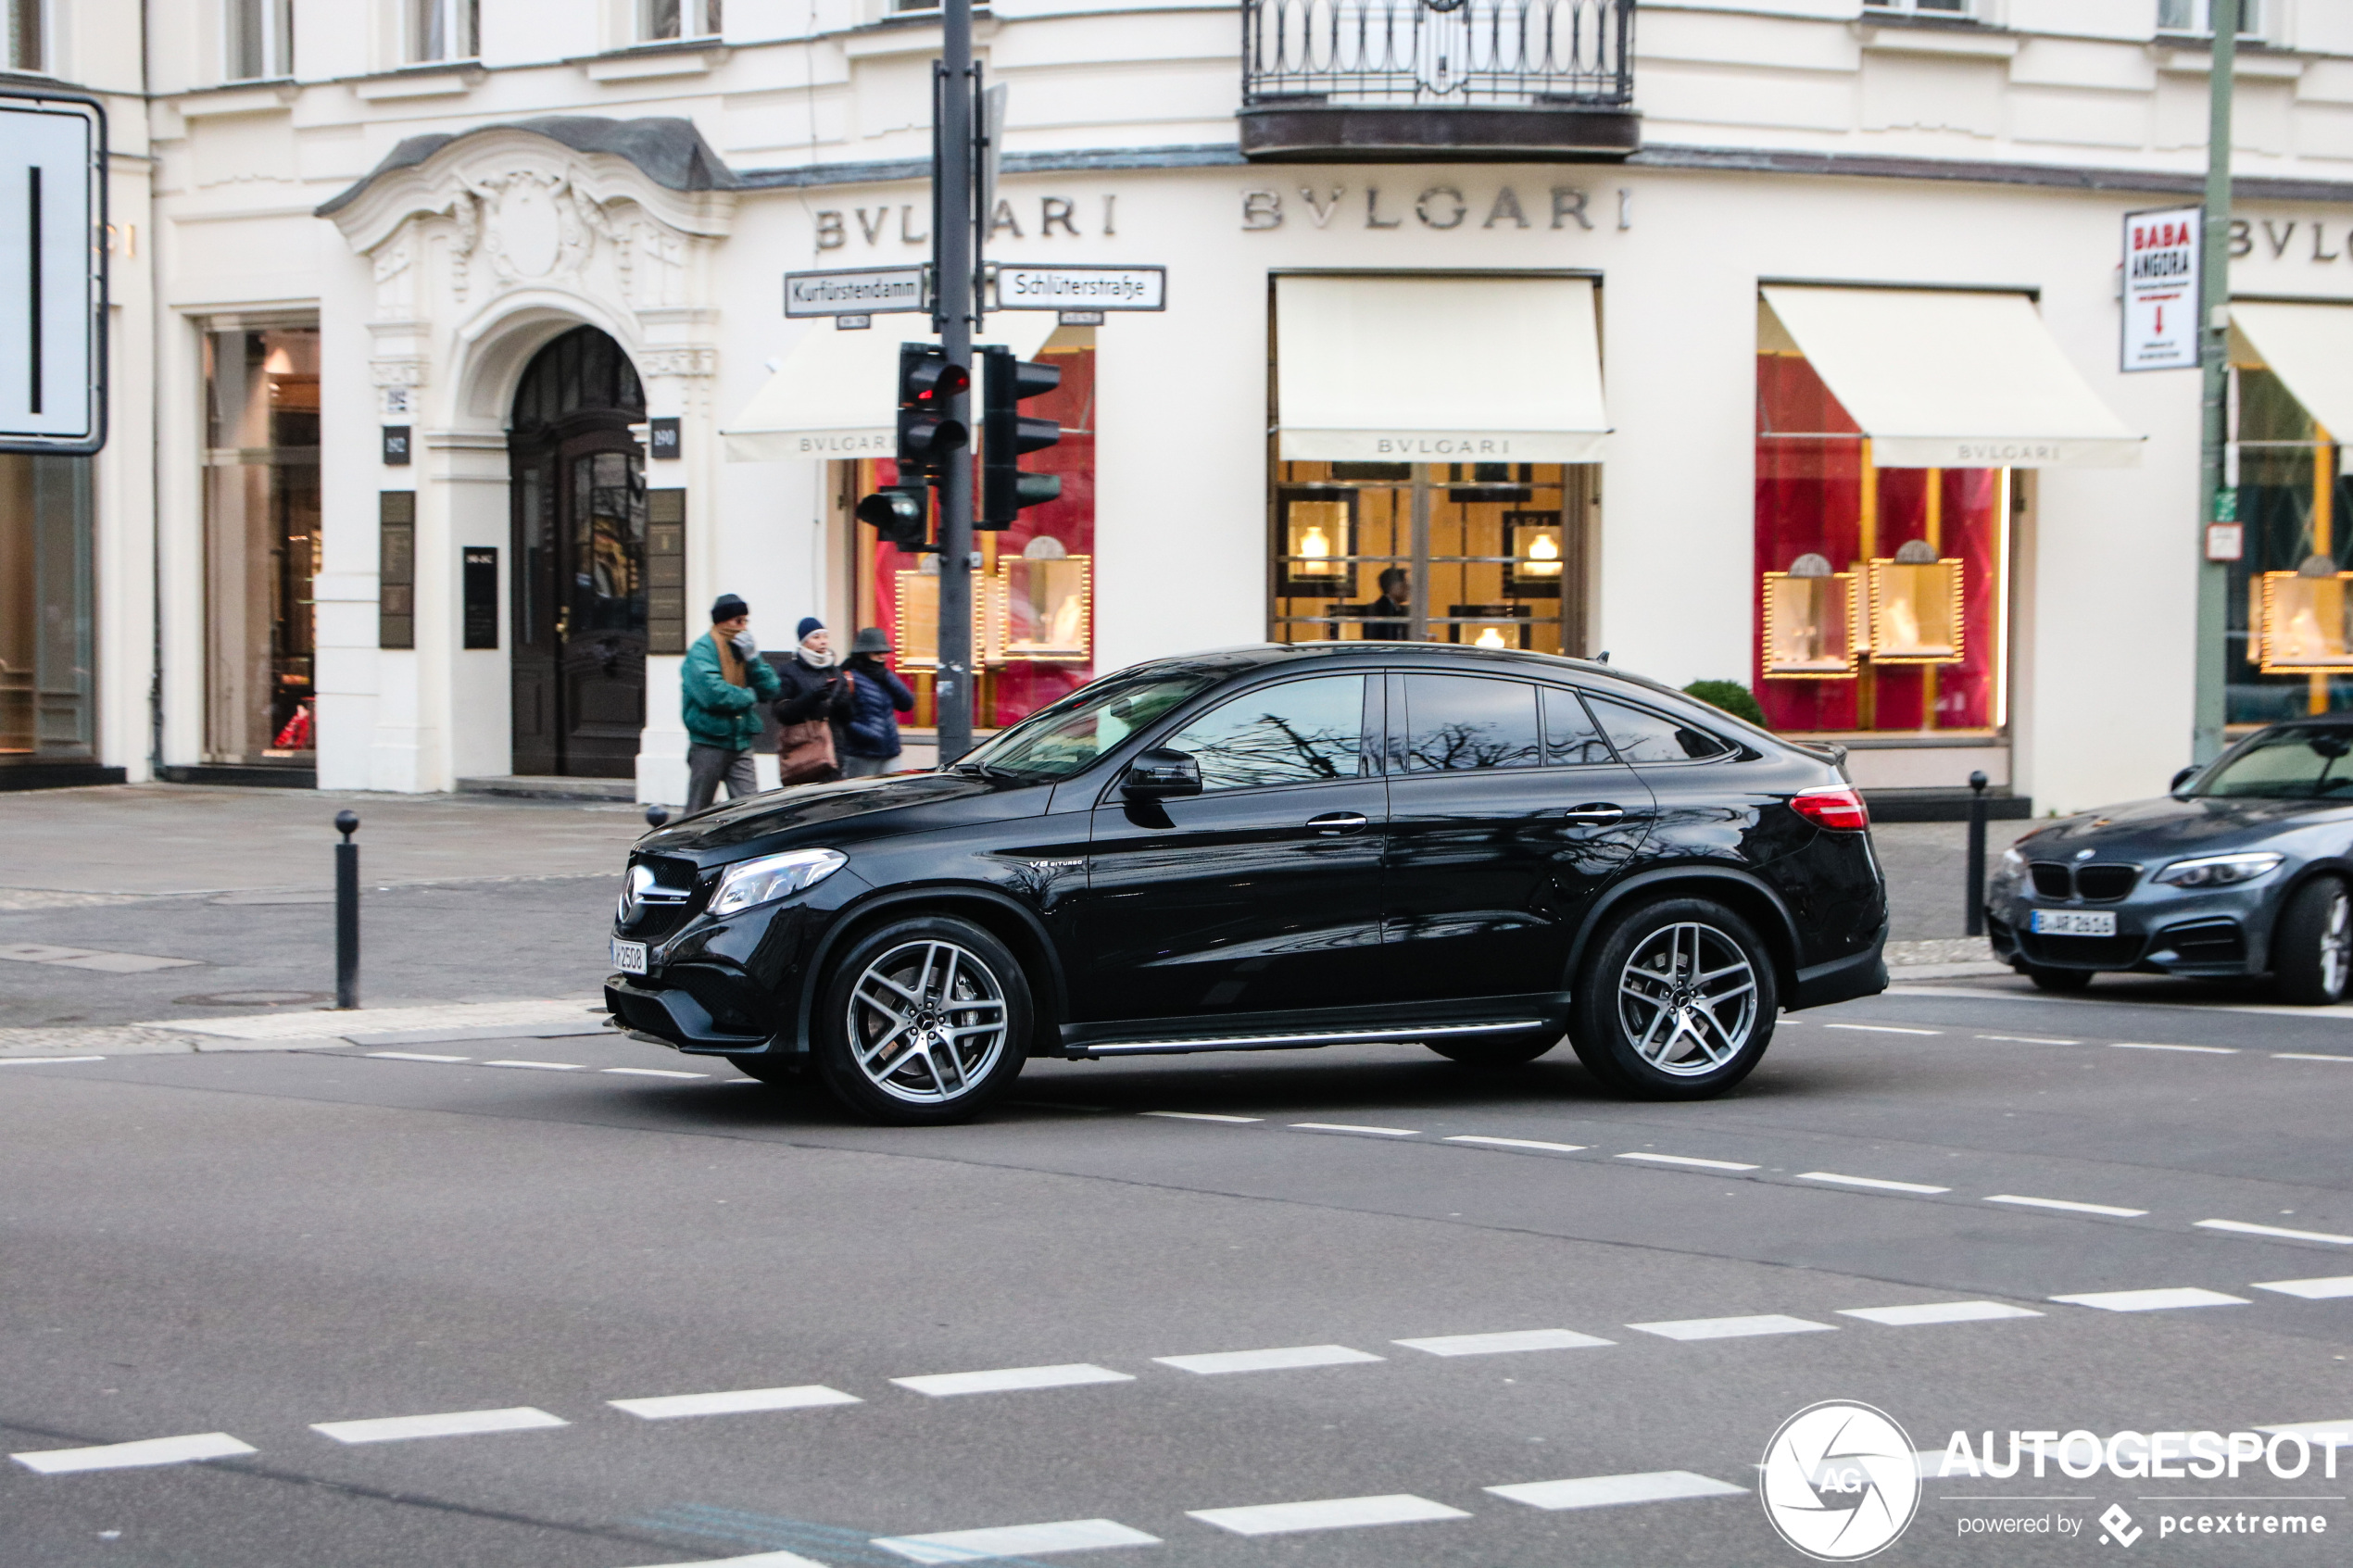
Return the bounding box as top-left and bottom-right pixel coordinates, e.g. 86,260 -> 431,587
19,1 -> 2353,814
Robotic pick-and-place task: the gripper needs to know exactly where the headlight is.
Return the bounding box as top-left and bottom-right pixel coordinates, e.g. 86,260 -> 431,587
710,848 -> 848,916
1994,847 -> 2026,877
2152,851 -> 2284,888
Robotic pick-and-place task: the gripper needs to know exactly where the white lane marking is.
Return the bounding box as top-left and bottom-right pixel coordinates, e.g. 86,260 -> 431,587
1153,1344 -> 1382,1375
891,1364 -> 1134,1398
616,1553 -> 832,1568
0,1056 -> 106,1066
482,1060 -> 587,1071
1187,1495 -> 1470,1536
2252,1275 -> 2353,1300
1141,1111 -> 1262,1123
1824,1023 -> 1942,1036
1977,1035 -> 2080,1045
2111,1041 -> 2237,1055
11,1431 -> 255,1474
872,1519 -> 1161,1562
1486,1471 -> 1746,1511
310,1406 -> 567,1444
1914,1449 -> 1962,1478
1627,1314 -> 1834,1341
2197,1218 -> 2353,1245
2274,1053 -> 2353,1063
1444,1135 -> 1588,1154
2257,1421 -> 2353,1449
609,1385 -> 862,1421
1984,1194 -> 2148,1218
600,1067 -> 710,1079
1837,1301 -> 2045,1327
367,1051 -> 470,1063
1393,1328 -> 1614,1357
2048,1287 -> 2251,1312
1796,1172 -> 1952,1195
1290,1122 -> 1419,1137
1616,1152 -> 1759,1172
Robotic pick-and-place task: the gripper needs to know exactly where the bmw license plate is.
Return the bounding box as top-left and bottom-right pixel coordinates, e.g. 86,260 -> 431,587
610,938 -> 648,975
2030,909 -> 2116,937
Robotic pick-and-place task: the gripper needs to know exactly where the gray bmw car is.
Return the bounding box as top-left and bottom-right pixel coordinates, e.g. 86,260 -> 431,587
1987,717 -> 2353,1002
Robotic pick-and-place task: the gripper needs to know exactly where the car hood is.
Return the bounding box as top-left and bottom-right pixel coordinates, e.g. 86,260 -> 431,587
2016,793 -> 2353,863
634,769 -> 1044,859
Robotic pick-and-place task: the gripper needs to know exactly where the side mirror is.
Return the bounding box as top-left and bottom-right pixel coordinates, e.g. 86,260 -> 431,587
1123,748 -> 1202,800
2170,765 -> 2198,795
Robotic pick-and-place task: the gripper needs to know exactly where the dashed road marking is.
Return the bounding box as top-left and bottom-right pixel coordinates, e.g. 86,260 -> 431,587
1486,1471 -> 1746,1511
1984,1194 -> 2148,1219
1290,1123 -> 1419,1137
1187,1494 -> 1470,1536
1617,1152 -> 1759,1172
11,1432 -> 255,1474
310,1407 -> 567,1444
891,1364 -> 1134,1398
1825,1023 -> 1942,1036
2197,1219 -> 2353,1246
1392,1328 -> 1614,1357
1153,1345 -> 1382,1375
1977,1035 -> 2080,1045
1796,1172 -> 1952,1195
872,1518 -> 1162,1562
2256,1421 -> 2353,1449
2273,1053 -> 2353,1063
617,1552 -> 830,1568
1443,1135 -> 1587,1154
1626,1314 -> 1833,1341
481,1060 -> 587,1071
1837,1301 -> 2044,1327
2048,1287 -> 2250,1312
0,1056 -> 106,1066
609,1386 -> 861,1421
1141,1111 -> 1261,1123
2111,1041 -> 2237,1056
600,1067 -> 710,1079
2252,1275 -> 2353,1300
367,1051 -> 469,1063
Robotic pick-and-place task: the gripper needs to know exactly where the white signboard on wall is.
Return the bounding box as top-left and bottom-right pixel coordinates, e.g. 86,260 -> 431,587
2122,205 -> 2200,373
0,91 -> 106,453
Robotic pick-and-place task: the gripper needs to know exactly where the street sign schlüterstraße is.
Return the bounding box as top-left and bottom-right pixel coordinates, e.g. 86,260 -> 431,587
993,265 -> 1166,311
0,89 -> 107,455
785,266 -> 930,318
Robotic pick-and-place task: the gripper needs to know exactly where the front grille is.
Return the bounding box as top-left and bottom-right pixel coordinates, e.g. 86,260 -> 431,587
2154,918 -> 2246,965
2029,862 -> 2073,898
2018,933 -> 2145,967
619,853 -> 707,941
2074,864 -> 2141,902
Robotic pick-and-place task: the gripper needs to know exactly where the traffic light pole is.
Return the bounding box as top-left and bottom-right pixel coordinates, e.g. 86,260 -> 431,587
2193,0 -> 2237,763
934,0 -> 978,765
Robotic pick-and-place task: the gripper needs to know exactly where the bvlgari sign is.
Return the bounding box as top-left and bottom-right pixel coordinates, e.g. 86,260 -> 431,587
2122,205 -> 2199,373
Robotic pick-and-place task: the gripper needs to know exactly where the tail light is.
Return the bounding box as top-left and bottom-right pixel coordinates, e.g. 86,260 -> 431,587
1791,784 -> 1869,832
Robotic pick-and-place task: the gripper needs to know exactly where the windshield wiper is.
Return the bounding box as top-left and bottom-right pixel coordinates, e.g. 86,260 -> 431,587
953,759 -> 1021,782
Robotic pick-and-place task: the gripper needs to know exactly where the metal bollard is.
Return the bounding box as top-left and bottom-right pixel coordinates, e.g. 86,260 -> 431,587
1963,771 -> 1989,938
334,810 -> 360,1010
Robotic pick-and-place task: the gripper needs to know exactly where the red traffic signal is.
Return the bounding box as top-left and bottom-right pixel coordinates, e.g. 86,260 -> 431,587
897,344 -> 970,477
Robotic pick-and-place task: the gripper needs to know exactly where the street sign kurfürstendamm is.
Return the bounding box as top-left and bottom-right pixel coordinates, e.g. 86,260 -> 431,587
785,266 -> 930,318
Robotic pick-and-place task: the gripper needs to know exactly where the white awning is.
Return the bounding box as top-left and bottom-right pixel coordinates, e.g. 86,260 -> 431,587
1274,275 -> 1608,464
1761,285 -> 2143,469
2229,301 -> 2353,442
722,314 -> 1057,463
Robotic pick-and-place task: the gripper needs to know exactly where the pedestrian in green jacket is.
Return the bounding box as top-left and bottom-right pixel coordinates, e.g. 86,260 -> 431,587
682,593 -> 784,811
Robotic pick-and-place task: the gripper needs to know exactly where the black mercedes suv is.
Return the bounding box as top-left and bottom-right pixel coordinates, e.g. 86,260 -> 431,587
605,644 -> 1889,1123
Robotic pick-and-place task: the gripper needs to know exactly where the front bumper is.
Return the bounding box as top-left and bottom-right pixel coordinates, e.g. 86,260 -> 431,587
605,972 -> 776,1053
1987,884 -> 2267,975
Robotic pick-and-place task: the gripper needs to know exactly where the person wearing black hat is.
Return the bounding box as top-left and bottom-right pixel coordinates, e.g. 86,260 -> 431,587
839,626 -> 916,776
770,615 -> 856,785
681,594 -> 784,811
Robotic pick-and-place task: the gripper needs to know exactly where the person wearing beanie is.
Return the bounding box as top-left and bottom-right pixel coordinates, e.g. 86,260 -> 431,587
839,625 -> 915,776
680,594 -> 783,811
770,614 -> 855,784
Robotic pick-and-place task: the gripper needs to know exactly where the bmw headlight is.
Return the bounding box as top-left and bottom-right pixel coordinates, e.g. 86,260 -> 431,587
710,848 -> 848,916
2152,851 -> 2284,888
1993,847 -> 2026,882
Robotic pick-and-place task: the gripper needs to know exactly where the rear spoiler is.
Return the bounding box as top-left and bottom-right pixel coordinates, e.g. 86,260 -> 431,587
1792,739 -> 1849,770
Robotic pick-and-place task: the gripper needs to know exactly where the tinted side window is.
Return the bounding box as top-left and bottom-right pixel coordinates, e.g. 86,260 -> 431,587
1402,675 -> 1542,771
1164,675 -> 1366,791
1587,696 -> 1731,763
1542,687 -> 1616,767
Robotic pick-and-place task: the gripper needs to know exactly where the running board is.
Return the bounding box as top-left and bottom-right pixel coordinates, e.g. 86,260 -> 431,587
1075,1019 -> 1549,1060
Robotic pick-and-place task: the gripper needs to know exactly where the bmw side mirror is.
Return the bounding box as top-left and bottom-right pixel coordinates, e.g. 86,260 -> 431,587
1123,748 -> 1202,800
2170,765 -> 2198,795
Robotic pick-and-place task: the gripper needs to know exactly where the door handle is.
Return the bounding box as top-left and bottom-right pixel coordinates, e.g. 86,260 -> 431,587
1557,803 -> 1625,825
1306,811 -> 1370,834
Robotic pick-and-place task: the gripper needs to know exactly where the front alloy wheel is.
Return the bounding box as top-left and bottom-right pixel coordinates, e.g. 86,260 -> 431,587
814,916 -> 1031,1123
1569,897 -> 1778,1099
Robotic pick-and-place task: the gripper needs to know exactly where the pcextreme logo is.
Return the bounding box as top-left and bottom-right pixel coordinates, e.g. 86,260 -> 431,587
1760,1400 -> 1922,1561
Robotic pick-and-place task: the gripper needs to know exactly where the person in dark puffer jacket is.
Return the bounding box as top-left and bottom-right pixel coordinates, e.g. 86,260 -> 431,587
840,626 -> 916,777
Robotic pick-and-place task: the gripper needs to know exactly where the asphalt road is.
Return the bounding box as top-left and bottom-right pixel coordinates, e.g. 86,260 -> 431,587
5,976 -> 2349,1568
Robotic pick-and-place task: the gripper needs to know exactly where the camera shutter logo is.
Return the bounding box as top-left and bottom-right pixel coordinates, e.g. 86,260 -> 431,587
1760,1400 -> 1921,1561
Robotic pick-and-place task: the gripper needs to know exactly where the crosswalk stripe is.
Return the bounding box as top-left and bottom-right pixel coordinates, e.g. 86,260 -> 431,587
872,1519 -> 1161,1562
11,1432 -> 255,1474
1187,1494 -> 1469,1536
1486,1470 -> 1745,1510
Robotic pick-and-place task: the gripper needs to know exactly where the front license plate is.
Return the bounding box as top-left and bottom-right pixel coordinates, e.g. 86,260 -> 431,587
610,938 -> 648,975
2031,909 -> 2117,936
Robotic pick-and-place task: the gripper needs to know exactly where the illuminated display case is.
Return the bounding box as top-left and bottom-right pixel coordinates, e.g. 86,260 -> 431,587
2254,558 -> 2353,673
1446,603 -> 1531,650
1278,488 -> 1357,597
1504,511 -> 1566,597
996,551 -> 1093,662
1761,553 -> 1860,679
1866,542 -> 1966,665
891,566 -> 988,670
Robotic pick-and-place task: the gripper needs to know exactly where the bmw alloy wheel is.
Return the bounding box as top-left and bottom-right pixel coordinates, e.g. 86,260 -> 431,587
1614,921 -> 1760,1077
845,938 -> 1011,1105
2324,887 -> 2352,997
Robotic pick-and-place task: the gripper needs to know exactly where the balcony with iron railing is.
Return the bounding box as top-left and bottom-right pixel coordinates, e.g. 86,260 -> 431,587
1240,0 -> 1638,160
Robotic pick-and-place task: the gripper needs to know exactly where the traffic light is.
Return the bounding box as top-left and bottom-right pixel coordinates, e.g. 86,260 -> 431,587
895,344 -> 969,479
855,483 -> 930,550
978,345 -> 1062,529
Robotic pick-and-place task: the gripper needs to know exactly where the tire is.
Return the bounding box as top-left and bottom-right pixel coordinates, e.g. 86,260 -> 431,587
732,1054 -> 804,1085
1426,1030 -> 1561,1069
811,915 -> 1032,1124
1567,897 -> 1778,1100
2271,876 -> 2352,1006
2023,964 -> 2094,994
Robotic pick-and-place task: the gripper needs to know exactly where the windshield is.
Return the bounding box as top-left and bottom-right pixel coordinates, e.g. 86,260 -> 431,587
2194,727 -> 2353,798
955,668 -> 1217,783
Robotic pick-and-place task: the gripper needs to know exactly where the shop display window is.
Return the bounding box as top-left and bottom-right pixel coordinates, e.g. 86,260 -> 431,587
2253,559 -> 2353,673
0,455 -> 94,763
2222,363 -> 2353,721
1754,344 -> 2006,734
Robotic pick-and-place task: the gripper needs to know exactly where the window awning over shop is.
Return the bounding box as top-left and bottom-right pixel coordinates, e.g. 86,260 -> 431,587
2227,301 -> 2353,441
1274,275 -> 1608,464
1759,285 -> 2143,470
722,314 -> 1057,463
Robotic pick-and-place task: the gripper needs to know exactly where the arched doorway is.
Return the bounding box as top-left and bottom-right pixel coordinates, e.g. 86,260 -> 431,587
508,326 -> 647,777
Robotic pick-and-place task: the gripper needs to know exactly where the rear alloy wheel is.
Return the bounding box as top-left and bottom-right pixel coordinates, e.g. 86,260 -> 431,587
2022,964 -> 2094,994
1426,1030 -> 1561,1069
812,915 -> 1031,1124
2272,876 -> 2352,1006
1568,897 -> 1778,1099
